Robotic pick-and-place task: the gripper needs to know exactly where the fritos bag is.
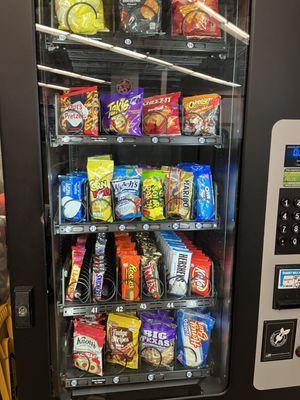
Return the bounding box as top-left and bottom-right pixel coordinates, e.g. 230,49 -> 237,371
172,0 -> 221,38
143,92 -> 181,136
183,94 -> 221,136
55,0 -> 109,34
87,158 -> 114,222
59,86 -> 99,136
106,313 -> 141,369
73,319 -> 105,376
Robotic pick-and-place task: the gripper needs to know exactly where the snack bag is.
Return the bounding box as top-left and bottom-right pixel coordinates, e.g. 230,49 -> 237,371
59,174 -> 87,222
118,0 -> 162,34
92,233 -> 107,302
141,253 -> 161,298
87,158 -> 114,222
59,86 -> 99,136
143,92 -> 181,136
106,313 -> 141,369
176,310 -> 215,368
120,255 -> 141,301
73,319 -> 105,375
140,317 -> 176,369
172,0 -> 221,38
183,94 -> 221,136
101,89 -> 144,136
112,166 -> 142,220
142,170 -> 165,221
55,0 -> 109,34
66,244 -> 86,301
190,257 -> 211,297
165,167 -> 193,220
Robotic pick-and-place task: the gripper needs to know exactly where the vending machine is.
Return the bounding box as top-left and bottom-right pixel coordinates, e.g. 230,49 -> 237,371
0,0 -> 300,400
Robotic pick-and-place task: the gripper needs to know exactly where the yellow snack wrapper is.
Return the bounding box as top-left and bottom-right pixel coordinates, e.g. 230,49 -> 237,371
55,0 -> 109,34
165,168 -> 193,220
106,313 -> 141,369
87,158 -> 114,222
142,170 -> 165,221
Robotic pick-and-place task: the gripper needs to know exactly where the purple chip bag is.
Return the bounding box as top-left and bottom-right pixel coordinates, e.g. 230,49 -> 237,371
101,89 -> 144,136
140,317 -> 176,369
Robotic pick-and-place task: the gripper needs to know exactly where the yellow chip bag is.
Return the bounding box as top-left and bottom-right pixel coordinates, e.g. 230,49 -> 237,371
87,157 -> 114,222
55,0 -> 110,34
142,170 -> 165,221
106,313 -> 141,369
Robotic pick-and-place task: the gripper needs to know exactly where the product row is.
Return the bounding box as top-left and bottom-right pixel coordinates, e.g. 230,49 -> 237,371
59,158 -> 216,223
59,87 -> 221,137
55,0 -> 221,38
65,232 -> 212,304
72,308 -> 215,377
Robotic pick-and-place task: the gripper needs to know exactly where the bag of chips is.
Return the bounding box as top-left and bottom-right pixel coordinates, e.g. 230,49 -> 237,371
165,167 -> 194,220
143,92 -> 181,136
172,0 -> 221,38
87,158 -> 114,222
176,310 -> 215,368
183,94 -> 221,136
55,0 -> 109,34
106,313 -> 141,369
112,166 -> 142,220
118,0 -> 162,34
141,170 -> 165,221
101,89 -> 144,136
140,316 -> 176,369
73,318 -> 105,375
59,86 -> 100,136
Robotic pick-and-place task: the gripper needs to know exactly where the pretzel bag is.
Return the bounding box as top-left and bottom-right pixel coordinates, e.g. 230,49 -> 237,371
172,0 -> 221,38
59,86 -> 99,136
106,313 -> 141,369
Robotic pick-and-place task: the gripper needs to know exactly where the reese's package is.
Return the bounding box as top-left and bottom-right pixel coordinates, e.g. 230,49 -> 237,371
119,0 -> 162,34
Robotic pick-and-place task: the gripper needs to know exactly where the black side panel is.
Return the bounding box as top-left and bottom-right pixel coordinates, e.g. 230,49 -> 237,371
0,1 -> 51,399
227,0 -> 300,399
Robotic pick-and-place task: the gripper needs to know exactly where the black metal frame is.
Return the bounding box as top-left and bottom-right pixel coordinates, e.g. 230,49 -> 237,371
1,0 -> 300,400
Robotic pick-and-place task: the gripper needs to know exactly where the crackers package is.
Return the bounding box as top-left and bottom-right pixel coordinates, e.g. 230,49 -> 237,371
106,313 -> 141,369
87,158 -> 114,222
59,86 -> 99,136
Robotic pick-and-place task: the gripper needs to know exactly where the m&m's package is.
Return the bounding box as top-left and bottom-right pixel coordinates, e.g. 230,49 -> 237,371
143,92 -> 181,136
118,0 -> 162,34
176,310 -> 215,368
183,94 -> 221,136
101,89 -> 144,136
172,0 -> 221,38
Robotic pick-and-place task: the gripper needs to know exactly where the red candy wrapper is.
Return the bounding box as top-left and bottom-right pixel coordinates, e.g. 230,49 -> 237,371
190,257 -> 211,297
143,92 -> 181,136
172,0 -> 221,39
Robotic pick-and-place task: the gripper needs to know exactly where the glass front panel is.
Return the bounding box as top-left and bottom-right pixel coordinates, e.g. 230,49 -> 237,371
35,0 -> 250,398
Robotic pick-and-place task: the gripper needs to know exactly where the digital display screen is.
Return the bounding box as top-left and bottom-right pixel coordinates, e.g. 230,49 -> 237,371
285,145 -> 300,167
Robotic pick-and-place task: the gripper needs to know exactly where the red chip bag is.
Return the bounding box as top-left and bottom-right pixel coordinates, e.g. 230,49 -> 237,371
143,92 -> 181,136
172,0 -> 221,39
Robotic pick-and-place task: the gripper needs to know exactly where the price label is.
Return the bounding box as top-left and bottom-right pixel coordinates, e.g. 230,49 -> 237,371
139,303 -> 147,310
167,302 -> 174,309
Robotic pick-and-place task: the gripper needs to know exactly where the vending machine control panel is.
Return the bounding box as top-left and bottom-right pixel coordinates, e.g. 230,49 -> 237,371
254,121 -> 300,390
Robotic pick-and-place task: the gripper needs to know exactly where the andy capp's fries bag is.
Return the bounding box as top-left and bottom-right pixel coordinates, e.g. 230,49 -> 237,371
87,157 -> 114,222
55,0 -> 109,34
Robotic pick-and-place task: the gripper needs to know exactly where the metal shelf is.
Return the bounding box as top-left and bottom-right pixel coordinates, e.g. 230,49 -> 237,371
50,134 -> 222,147
64,366 -> 211,389
54,220 -> 219,235
61,296 -> 215,317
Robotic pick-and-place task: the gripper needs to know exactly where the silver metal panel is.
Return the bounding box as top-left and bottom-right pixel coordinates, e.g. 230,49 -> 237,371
254,120 -> 300,390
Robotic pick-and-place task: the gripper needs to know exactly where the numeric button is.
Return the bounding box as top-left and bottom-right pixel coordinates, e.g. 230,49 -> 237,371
279,225 -> 288,234
290,237 -> 299,247
280,211 -> 289,221
278,237 -> 286,247
293,211 -> 300,221
281,198 -> 290,208
294,198 -> 300,208
292,224 -> 300,234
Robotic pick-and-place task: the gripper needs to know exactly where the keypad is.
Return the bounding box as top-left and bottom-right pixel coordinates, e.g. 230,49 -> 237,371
275,188 -> 300,254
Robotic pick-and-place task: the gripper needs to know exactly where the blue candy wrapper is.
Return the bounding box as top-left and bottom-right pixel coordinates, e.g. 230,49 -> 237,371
59,174 -> 87,222
112,166 -> 142,220
176,310 -> 215,368
178,163 -> 215,222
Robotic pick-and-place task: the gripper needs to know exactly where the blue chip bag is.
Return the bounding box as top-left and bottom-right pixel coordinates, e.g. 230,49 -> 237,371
112,166 -> 142,220
176,310 -> 215,368
59,174 -> 87,222
178,163 -> 215,222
